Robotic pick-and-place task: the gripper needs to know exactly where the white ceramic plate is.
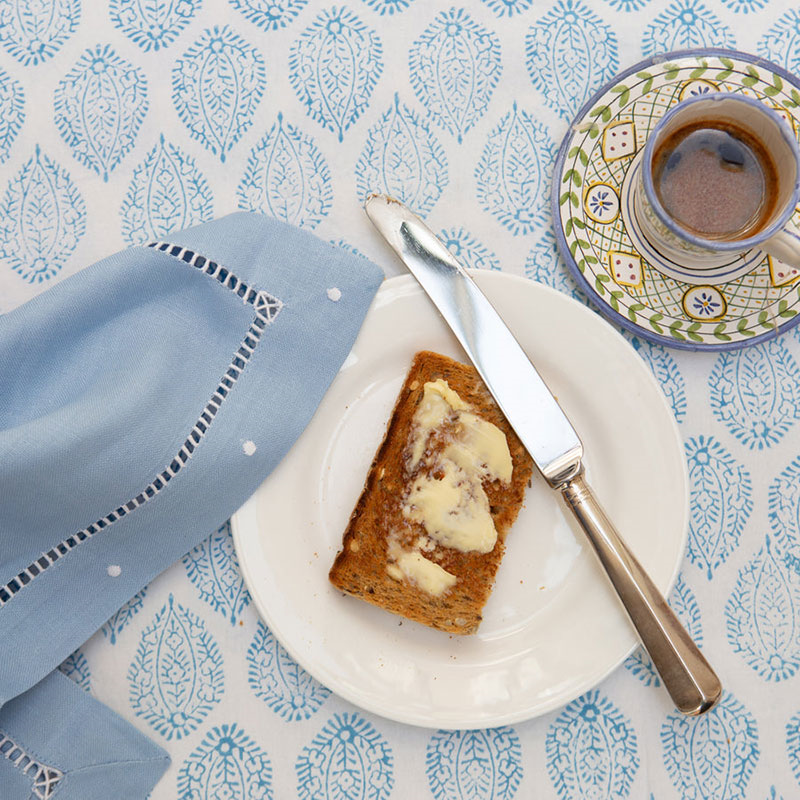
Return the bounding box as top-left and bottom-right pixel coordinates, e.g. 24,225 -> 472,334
232,271 -> 689,728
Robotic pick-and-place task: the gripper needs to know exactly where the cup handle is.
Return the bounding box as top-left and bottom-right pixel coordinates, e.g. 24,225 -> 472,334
761,220 -> 800,270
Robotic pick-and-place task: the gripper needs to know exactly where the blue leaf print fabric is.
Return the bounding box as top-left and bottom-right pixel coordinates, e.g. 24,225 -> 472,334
440,227 -> 500,271
246,621 -> 330,721
296,712 -> 393,800
101,588 -> 147,644
625,335 -> 687,424
229,0 -> 309,30
601,0 -> 651,10
426,727 -> 523,800
54,45 -> 148,181
173,25 -> 266,163
128,594 -> 225,740
0,145 -> 85,284
178,722 -> 272,800
788,713 -> 800,787
237,113 -> 332,229
110,0 -> 201,51
641,0 -> 736,56
289,7 -> 382,142
121,134 -> 213,246
360,0 -> 415,16
182,522 -> 250,626
475,103 -> 553,235
684,435 -> 752,579
525,0 -> 618,121
481,0 -> 534,17
0,68 -> 24,164
709,340 -> 800,450
662,693 -> 758,800
726,535 -> 800,681
524,229 -> 588,303
0,0 -> 79,65
759,10 -> 800,80
58,648 -> 91,693
721,0 -> 766,11
356,93 -> 448,216
546,690 -> 639,800
770,457 -> 800,573
409,8 -> 501,144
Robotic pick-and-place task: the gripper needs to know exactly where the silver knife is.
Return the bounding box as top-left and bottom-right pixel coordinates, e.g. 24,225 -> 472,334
365,193 -> 722,716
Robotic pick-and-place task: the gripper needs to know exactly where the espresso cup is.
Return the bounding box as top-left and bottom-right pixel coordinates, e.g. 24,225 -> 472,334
635,93 -> 800,272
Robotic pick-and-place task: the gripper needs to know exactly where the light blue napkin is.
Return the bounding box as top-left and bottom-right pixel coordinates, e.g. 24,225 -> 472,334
0,212 -> 384,798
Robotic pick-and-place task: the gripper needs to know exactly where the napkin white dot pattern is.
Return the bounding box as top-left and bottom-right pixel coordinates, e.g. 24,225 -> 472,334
107,565 -> 122,577
242,440 -> 257,456
327,287 -> 342,302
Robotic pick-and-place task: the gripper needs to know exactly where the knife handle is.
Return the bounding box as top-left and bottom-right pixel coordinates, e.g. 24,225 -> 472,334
561,472 -> 722,715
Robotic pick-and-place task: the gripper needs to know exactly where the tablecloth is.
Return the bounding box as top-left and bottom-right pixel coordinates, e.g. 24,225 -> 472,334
1,0 -> 800,797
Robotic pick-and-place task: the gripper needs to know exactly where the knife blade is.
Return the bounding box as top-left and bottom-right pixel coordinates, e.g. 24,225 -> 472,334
365,193 -> 722,716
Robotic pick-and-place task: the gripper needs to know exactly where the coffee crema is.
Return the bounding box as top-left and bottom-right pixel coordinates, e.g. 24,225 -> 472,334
652,120 -> 778,241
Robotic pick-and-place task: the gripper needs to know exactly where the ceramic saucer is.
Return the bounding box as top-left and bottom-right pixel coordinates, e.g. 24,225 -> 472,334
552,48 -> 800,350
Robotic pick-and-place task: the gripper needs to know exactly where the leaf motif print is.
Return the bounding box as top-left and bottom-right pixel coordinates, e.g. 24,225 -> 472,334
709,340 -> 800,450
173,25 -> 266,162
769,457 -> 800,574
685,436 -> 752,579
409,8 -> 501,143
121,134 -> 213,246
439,227 -> 500,271
246,621 -> 330,721
58,648 -> 91,692
481,0 -> 534,17
625,334 -> 687,424
475,102 -> 554,235
0,145 -> 86,284
177,723 -> 272,800
356,93 -> 448,216
0,0 -> 79,65
54,45 -> 148,181
0,67 -> 24,164
726,535 -> 800,681
128,594 -> 224,740
182,521 -> 250,625
545,690 -> 639,800
720,0 -> 766,12
101,588 -> 147,644
525,0 -> 619,120
229,0 -> 309,30
788,713 -> 800,788
289,7 -> 382,141
110,0 -> 201,51
601,0 -> 651,10
524,229 -> 588,303
641,0 -> 736,57
662,692 -> 758,800
237,113 -> 332,229
361,0 -> 416,14
759,11 -> 800,76
296,712 -> 394,800
426,727 -> 523,800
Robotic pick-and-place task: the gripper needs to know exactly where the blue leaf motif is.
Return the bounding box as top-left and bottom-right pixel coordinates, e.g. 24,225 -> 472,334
545,690 -> 639,800
685,436 -> 752,579
237,113 -> 332,229
788,713 -> 800,787
121,134 -> 213,246
440,227 -> 500,271
642,0 -> 736,57
759,11 -> 800,81
0,145 -> 86,284
58,648 -> 91,692
475,102 -> 553,235
720,0 -> 765,11
766,788 -> 785,800
128,594 -> 224,740
625,334 -> 687,424
361,0 -> 415,14
246,620 -> 330,721
110,0 -> 201,51
600,0 -> 651,10
182,521 -> 250,626
296,712 -> 394,800
229,0 -> 309,30
525,0 -> 619,121
330,238 -> 370,260
0,68 -> 24,164
0,0 -> 79,65
173,25 -> 266,162
426,727 -> 523,800
662,693 -> 758,800
409,8 -> 501,144
726,535 -> 800,681
524,229 -> 588,303
177,723 -> 273,800
289,7 -> 382,141
481,0 -> 534,17
709,339 -> 800,450
101,588 -> 146,644
54,45 -> 148,181
626,574 -> 701,686
769,457 -> 800,573
356,93 -> 448,216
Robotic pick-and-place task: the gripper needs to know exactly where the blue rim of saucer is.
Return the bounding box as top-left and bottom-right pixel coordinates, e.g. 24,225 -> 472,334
551,47 -> 800,352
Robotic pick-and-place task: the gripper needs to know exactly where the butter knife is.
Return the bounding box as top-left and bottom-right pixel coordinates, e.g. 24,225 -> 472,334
365,193 -> 722,716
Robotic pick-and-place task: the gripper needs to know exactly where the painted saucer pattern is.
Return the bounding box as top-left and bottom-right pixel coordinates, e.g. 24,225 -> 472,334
554,51 -> 800,350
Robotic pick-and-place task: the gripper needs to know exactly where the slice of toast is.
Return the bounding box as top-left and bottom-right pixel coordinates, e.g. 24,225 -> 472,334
329,351 -> 534,634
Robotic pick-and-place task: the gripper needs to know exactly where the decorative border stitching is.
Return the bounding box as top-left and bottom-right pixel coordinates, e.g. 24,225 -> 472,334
0,244 -> 282,608
0,732 -> 63,799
